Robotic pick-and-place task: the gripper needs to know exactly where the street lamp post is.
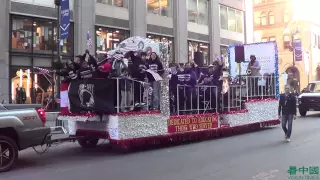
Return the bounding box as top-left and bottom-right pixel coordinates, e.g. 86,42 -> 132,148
53,0 -> 61,110
290,27 -> 300,67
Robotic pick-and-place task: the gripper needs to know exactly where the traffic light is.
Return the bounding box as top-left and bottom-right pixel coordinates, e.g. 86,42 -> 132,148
54,0 -> 60,6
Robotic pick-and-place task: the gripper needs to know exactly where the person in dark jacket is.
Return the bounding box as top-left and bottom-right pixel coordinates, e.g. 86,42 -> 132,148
278,85 -> 297,142
176,63 -> 197,114
169,64 -> 179,113
146,52 -> 164,110
131,52 -> 148,105
56,59 -> 80,82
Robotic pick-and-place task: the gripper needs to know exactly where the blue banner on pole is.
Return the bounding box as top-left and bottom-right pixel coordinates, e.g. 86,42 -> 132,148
293,39 -> 302,61
60,0 -> 70,40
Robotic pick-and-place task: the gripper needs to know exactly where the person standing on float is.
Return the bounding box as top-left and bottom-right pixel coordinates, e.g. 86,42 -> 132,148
278,85 -> 296,142
146,52 -> 164,110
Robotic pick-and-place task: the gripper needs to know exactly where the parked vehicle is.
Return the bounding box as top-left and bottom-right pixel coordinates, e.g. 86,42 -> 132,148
0,104 -> 65,173
298,81 -> 320,116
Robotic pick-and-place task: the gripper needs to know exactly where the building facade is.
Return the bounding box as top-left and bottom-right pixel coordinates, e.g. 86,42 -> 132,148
253,0 -> 320,91
0,0 -> 252,104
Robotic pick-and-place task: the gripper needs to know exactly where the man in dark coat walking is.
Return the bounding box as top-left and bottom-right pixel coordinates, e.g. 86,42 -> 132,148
278,85 -> 297,142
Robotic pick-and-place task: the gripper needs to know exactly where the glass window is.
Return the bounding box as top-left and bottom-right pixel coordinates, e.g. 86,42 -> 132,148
9,67 -> 53,105
187,0 -> 198,23
11,16 -> 74,56
220,45 -> 228,65
187,0 -> 208,25
283,35 -> 291,49
228,8 -> 236,31
269,36 -> 276,41
260,12 -> 267,26
11,17 -> 33,51
160,0 -> 172,17
11,0 -> 33,3
147,34 -> 174,62
96,27 -> 130,54
97,0 -> 128,8
283,10 -> 290,22
97,0 -> 112,5
147,0 -> 160,15
33,0 -> 54,7
199,43 -> 209,65
220,6 -> 228,30
236,10 -> 243,33
198,0 -> 208,25
254,12 -> 261,25
188,41 -> 209,65
268,11 -> 275,25
53,23 -> 74,55
113,0 -> 128,7
10,67 -> 32,104
33,20 -> 55,53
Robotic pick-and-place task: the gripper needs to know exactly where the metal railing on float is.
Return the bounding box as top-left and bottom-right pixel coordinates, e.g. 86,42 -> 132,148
176,85 -> 218,115
244,75 -> 277,100
114,77 -> 151,113
221,85 -> 243,112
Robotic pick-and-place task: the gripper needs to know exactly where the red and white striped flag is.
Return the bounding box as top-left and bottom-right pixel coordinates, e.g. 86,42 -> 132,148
34,67 -> 52,77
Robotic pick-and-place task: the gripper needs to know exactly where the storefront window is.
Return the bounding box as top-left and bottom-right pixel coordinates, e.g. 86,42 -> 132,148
53,23 -> 74,55
12,16 -> 74,55
10,67 -> 53,105
97,0 -> 128,8
10,67 -> 32,104
32,20 -> 55,52
188,41 -> 209,65
187,0 -> 208,25
147,34 -> 174,62
11,17 -> 33,51
96,27 -> 130,54
220,45 -> 228,64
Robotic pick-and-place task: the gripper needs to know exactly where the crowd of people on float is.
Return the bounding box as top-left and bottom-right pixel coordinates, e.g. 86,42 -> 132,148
56,50 -> 276,115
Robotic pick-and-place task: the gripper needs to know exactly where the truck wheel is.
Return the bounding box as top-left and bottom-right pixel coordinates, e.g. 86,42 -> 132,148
77,138 -> 99,148
0,135 -> 18,173
299,109 -> 307,117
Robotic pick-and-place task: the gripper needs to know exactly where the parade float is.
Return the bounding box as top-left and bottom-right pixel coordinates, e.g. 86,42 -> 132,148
57,37 -> 280,150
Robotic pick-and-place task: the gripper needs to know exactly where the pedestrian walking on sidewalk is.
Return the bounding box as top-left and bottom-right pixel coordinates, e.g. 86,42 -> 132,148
278,85 -> 297,142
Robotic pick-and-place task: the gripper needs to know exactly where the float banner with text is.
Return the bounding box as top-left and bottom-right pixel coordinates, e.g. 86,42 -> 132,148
168,114 -> 219,133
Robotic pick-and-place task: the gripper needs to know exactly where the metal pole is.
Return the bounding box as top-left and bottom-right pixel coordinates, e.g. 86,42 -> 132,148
292,34 -> 295,67
53,4 -> 61,111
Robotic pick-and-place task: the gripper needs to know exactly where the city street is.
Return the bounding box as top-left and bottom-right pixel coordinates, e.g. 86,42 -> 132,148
1,113 -> 320,180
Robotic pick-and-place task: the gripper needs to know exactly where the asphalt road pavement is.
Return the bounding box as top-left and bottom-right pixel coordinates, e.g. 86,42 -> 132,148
2,113 -> 320,180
